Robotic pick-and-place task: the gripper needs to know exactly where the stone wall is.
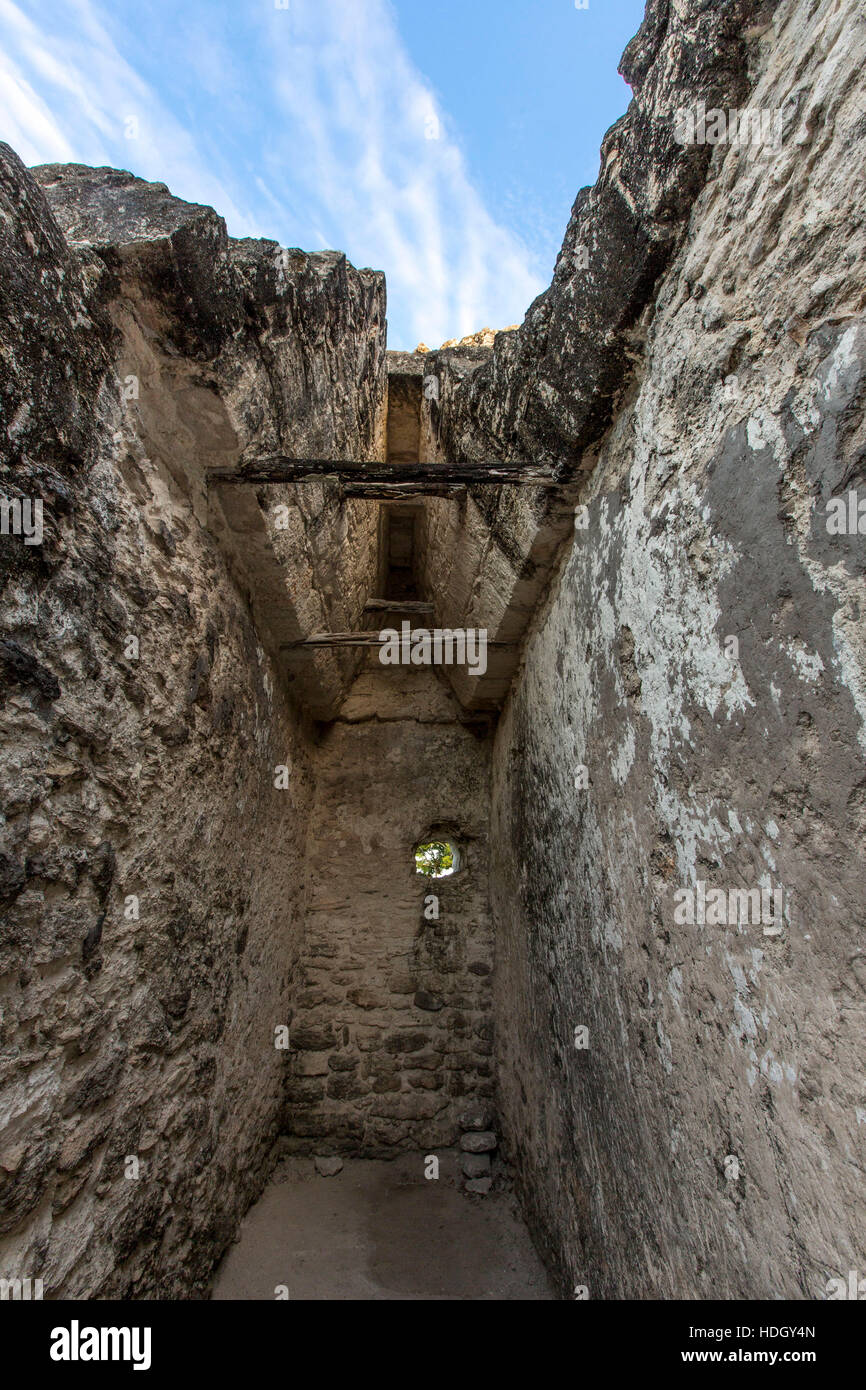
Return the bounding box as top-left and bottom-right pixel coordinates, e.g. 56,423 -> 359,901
0,148 -> 386,1296
33,162 -> 389,724
2,0 -> 863,1306
415,0 -> 784,714
284,664 -> 495,1156
488,0 -> 866,1300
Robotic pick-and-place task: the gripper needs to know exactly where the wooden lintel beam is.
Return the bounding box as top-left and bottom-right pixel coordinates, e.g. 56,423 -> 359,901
364,600 -> 434,615
281,633 -> 517,650
341,484 -> 467,499
207,458 -> 558,488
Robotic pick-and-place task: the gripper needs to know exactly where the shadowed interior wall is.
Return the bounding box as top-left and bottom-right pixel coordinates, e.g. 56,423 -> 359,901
0,148 -> 385,1297
386,375 -> 422,465
284,665 -> 494,1155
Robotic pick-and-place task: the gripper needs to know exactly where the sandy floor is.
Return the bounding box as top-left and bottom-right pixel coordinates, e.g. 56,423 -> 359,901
211,1151 -> 556,1301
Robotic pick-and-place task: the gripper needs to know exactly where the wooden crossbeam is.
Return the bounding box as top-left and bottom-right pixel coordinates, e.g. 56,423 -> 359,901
341,484 -> 467,499
282,632 -> 516,650
208,458 -> 558,488
364,599 -> 434,615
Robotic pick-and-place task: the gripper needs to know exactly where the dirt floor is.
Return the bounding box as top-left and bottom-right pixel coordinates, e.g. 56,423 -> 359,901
211,1151 -> 556,1300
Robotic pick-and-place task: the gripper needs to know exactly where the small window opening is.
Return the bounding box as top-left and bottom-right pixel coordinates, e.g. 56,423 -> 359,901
414,840 -> 460,878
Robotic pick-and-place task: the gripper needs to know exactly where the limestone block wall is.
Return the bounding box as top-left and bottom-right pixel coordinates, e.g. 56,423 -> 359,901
283,666 -> 495,1155
489,0 -> 866,1300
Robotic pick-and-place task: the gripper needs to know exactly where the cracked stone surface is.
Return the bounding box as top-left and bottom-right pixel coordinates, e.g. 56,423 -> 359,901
1,0 -> 864,1304
489,0 -> 866,1299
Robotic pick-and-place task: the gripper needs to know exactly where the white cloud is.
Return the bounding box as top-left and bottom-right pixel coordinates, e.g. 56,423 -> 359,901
0,0 -> 545,348
0,0 -> 261,231
268,0 -> 544,345
0,51 -> 78,165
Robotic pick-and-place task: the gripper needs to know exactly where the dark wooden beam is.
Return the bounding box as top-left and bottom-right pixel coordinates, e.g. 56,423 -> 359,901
281,633 -> 516,650
341,484 -> 467,499
364,599 -> 434,615
208,458 -> 558,488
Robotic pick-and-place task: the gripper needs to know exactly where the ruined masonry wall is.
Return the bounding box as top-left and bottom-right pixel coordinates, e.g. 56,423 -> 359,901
0,147 -> 383,1297
489,0 -> 866,1299
284,668 -> 495,1155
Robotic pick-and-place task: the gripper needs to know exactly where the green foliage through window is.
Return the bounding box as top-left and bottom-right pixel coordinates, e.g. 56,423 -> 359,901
414,840 -> 458,878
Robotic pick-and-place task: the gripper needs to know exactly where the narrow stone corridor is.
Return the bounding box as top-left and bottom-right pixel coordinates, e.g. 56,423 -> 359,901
2,0 -> 866,1308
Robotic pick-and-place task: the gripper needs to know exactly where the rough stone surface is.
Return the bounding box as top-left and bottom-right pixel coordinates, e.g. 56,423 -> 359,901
412,0 -> 784,713
460,1132 -> 497,1155
282,666 -> 495,1157
313,1155 -> 343,1178
487,0 -> 866,1300
461,1153 -> 492,1179
459,1104 -> 493,1132
2,0 -> 864,1307
30,160 -> 388,723
0,147 -> 383,1297
434,0 -> 782,469
464,1177 -> 492,1196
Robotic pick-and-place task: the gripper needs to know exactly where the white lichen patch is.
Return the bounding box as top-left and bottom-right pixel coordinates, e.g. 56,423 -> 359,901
783,638 -> 825,683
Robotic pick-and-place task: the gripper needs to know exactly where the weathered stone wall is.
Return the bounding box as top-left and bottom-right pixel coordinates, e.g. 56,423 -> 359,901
3,0 -> 863,1307
284,664 -> 495,1156
0,149 -> 386,1296
416,0 -> 784,716
488,0 -> 866,1299
33,162 -> 389,724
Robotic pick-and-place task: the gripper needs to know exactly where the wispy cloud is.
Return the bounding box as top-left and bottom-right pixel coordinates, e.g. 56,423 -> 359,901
0,0 -> 261,232
0,0 -> 545,347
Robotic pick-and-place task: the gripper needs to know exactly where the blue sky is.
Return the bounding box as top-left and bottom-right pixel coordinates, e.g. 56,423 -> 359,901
0,0 -> 645,349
